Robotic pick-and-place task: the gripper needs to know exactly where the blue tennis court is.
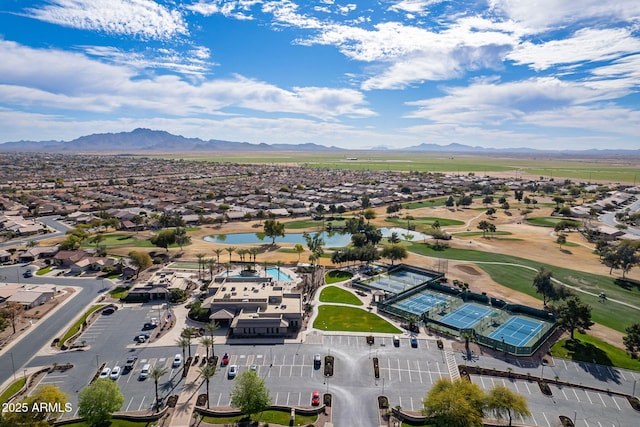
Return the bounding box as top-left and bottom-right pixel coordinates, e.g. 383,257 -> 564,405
489,316 -> 544,347
363,276 -> 410,294
392,290 -> 450,315
440,304 -> 495,329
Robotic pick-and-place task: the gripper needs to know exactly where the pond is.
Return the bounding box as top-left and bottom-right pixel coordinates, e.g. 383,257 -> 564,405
203,227 -> 431,247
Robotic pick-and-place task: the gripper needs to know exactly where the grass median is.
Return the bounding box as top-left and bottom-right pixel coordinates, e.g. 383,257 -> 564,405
58,304 -> 106,348
319,285 -> 363,306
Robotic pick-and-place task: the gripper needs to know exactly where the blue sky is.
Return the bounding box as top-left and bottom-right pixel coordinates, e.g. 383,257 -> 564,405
0,0 -> 639,150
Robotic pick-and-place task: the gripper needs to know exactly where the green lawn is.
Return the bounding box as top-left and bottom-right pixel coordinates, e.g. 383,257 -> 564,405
319,286 -> 363,306
0,377 -> 26,405
526,217 -> 582,227
551,332 -> 640,371
201,409 -> 317,425
313,305 -> 402,333
154,152 -> 640,183
109,286 -> 129,300
80,233 -> 188,249
36,266 -> 52,275
403,197 -> 449,209
59,304 -> 106,347
325,270 -> 354,284
386,216 -> 465,229
452,231 -> 512,237
406,243 -> 640,334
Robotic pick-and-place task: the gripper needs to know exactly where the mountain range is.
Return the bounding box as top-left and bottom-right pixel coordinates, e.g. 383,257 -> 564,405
0,128 -> 638,156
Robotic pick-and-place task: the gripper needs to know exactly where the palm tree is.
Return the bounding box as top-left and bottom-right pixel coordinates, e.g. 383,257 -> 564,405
294,244 -> 304,262
181,327 -> 195,358
196,253 -> 205,280
225,246 -> 236,264
199,364 -> 217,409
213,248 -> 224,267
175,337 -> 189,364
204,322 -> 220,357
150,365 -> 168,411
200,336 -> 212,360
249,247 -> 259,271
206,258 -> 216,280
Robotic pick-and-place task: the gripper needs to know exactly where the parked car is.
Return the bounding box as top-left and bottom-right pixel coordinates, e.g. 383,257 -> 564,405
23,270 -> 33,278
123,356 -> 138,372
313,353 -> 321,369
109,366 -> 121,380
250,365 -> 258,372
173,354 -> 182,367
393,336 -> 400,347
311,391 -> 320,406
228,364 -> 238,379
135,334 -> 149,343
139,363 -> 151,380
98,367 -> 111,379
410,336 -> 418,348
221,352 -> 230,366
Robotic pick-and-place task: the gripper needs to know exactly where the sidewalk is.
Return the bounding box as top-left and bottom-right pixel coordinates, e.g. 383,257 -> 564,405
168,342 -> 206,427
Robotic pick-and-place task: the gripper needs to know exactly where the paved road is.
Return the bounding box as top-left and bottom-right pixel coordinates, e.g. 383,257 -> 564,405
599,198 -> 640,236
0,215 -> 72,249
0,266 -> 110,386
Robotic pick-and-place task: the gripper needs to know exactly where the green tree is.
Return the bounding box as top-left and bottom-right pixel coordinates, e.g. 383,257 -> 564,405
363,208 -> 376,222
89,233 -> 105,248
485,385 -> 531,426
554,296 -> 594,340
2,384 -> 69,426
623,323 -> 640,359
230,370 -> 271,418
78,379 -> 124,427
422,378 -> 485,427
225,246 -> 236,264
150,366 -> 168,411
128,251 -> 152,278
556,234 -> 567,249
263,219 -> 285,245
175,227 -> 191,250
150,229 -> 176,253
532,267 -> 554,306
381,244 -> 407,266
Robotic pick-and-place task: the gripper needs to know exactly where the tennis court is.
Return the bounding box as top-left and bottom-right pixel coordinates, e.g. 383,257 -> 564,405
391,290 -> 450,315
440,304 -> 495,329
363,276 -> 411,294
489,316 -> 544,347
390,268 -> 439,284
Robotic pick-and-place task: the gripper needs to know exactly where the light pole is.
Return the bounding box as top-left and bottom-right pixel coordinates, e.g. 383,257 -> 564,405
633,379 -> 637,397
96,355 -> 99,370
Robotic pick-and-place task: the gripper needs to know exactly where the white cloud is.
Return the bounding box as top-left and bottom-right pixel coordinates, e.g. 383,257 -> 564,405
488,0 -> 640,33
388,0 -> 443,15
26,0 -> 188,40
0,40 -> 374,120
508,28 -> 640,71
186,0 -> 256,20
405,77 -> 627,126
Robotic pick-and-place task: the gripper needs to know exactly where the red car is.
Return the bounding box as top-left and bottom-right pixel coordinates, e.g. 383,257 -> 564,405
311,391 -> 320,406
221,352 -> 230,366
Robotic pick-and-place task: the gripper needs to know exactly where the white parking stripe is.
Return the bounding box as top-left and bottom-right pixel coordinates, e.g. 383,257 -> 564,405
542,412 -> 551,427
138,396 -> 146,411
572,389 -> 580,402
598,393 -> 607,407
584,390 -> 593,404
611,395 -> 621,410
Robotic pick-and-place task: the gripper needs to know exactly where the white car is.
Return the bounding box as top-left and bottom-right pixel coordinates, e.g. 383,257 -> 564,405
109,366 -> 121,380
98,367 -> 111,379
173,354 -> 182,367
228,364 -> 238,378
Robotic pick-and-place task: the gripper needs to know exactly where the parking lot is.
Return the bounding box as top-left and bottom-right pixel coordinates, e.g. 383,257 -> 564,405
24,306 -> 640,426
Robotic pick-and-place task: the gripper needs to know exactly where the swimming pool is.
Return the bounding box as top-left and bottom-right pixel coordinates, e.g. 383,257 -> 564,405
265,267 -> 293,282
